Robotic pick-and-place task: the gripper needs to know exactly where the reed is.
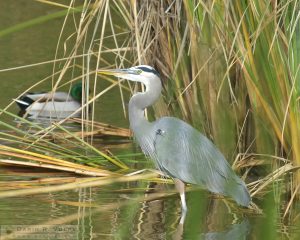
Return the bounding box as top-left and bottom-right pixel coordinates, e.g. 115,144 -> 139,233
1,0 -> 299,225
117,1 -> 300,198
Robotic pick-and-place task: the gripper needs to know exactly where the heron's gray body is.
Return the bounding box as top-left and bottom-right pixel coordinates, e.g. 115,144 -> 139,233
133,116 -> 250,206
99,65 -> 251,209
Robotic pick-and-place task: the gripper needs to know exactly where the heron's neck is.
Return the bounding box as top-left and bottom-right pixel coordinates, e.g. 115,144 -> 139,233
128,77 -> 162,133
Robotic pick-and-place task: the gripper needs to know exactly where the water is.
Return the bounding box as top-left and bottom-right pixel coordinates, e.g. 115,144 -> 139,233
1,1 -> 300,239
0,167 -> 251,239
0,1 -> 127,127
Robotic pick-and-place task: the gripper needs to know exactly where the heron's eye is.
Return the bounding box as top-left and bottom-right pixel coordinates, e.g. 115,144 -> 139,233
136,69 -> 143,74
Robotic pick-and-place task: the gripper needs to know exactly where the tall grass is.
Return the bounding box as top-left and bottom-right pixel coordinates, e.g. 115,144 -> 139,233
119,1 -> 300,192
62,0 -> 299,221
129,0 -> 299,156
9,0 -> 297,203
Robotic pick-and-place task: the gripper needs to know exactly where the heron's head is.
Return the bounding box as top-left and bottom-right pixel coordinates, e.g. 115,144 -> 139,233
98,65 -> 160,88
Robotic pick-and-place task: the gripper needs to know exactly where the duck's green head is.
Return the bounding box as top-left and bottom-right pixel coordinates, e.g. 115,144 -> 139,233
70,82 -> 83,101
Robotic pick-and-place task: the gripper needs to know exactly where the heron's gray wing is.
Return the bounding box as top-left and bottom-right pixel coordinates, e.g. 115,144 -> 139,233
152,117 -> 250,206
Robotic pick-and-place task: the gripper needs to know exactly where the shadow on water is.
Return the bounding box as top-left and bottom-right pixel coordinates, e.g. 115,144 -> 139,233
109,187 -> 251,240
200,220 -> 250,240
173,190 -> 250,240
173,220 -> 250,240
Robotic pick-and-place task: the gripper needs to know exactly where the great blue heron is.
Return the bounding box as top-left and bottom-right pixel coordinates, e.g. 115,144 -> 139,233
98,65 -> 251,212
15,82 -> 83,119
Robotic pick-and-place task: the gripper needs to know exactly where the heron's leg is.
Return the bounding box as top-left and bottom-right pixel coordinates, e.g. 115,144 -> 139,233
174,178 -> 187,213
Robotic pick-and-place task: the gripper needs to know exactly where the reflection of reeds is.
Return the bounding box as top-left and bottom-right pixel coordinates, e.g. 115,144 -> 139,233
0,172 -> 174,240
0,172 -> 157,199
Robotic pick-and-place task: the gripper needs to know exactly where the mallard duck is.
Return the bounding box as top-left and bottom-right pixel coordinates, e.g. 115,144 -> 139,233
15,83 -> 83,119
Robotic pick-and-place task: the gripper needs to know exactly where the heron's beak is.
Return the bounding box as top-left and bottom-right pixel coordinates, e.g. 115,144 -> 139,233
97,68 -> 138,78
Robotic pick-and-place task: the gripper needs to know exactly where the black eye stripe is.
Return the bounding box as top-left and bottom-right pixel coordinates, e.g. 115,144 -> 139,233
136,66 -> 159,76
